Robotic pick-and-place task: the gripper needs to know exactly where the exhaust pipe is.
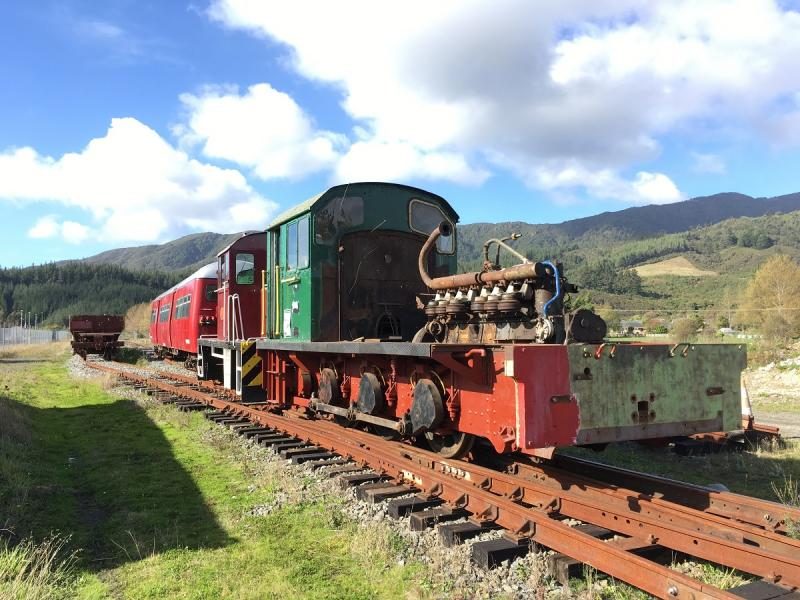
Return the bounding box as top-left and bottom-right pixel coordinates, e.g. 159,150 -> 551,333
419,223 -> 550,291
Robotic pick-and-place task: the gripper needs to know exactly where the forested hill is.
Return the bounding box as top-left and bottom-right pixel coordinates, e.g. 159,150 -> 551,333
82,232 -> 242,273
6,192 -> 800,327
456,191 -> 800,269
80,192 -> 800,274
0,263 -> 180,327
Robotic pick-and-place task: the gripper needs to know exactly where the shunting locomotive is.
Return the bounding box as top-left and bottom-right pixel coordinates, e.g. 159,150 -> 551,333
152,181 -> 745,460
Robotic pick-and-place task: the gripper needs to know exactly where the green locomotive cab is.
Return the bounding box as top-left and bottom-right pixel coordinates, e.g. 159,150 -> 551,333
265,182 -> 458,342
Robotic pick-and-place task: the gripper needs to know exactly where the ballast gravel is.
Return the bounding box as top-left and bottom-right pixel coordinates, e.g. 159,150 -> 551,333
68,354 -> 587,599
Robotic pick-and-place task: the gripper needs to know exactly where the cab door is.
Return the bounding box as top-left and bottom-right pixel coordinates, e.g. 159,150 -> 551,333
217,253 -> 229,340
279,215 -> 311,340
267,229 -> 279,338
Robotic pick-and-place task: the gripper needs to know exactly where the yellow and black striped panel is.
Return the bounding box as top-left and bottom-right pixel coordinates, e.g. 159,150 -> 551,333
240,340 -> 262,387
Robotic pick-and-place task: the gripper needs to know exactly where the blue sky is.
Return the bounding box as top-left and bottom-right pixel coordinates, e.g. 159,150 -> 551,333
2,0 -> 800,267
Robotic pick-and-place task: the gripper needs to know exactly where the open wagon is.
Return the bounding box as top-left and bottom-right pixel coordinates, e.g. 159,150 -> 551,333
69,314 -> 124,359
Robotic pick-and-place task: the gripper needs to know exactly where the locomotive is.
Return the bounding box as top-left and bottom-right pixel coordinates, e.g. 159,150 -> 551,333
154,182 -> 745,460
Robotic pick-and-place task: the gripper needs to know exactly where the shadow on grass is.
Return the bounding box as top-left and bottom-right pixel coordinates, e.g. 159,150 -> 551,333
7,395 -> 232,570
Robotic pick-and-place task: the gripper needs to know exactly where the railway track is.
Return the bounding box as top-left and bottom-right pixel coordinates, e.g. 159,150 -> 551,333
86,358 -> 800,600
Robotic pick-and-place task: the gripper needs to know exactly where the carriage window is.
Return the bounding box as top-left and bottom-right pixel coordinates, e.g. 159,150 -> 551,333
151,309 -> 157,324
159,305 -> 170,322
236,253 -> 255,284
205,283 -> 216,302
174,295 -> 192,319
314,196 -> 364,245
409,199 -> 454,254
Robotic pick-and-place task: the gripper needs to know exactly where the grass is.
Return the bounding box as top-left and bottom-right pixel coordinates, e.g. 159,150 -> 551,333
0,352 -> 425,599
772,476 -> 800,538
0,341 -> 71,361
633,257 -> 717,278
0,535 -> 78,600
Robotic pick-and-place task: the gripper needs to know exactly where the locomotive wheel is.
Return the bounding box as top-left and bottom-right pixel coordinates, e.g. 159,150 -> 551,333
424,432 -> 475,459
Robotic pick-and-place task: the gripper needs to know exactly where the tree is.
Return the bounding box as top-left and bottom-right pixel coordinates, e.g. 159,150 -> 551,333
124,302 -> 152,339
595,307 -> 620,332
671,317 -> 699,342
740,255 -> 800,338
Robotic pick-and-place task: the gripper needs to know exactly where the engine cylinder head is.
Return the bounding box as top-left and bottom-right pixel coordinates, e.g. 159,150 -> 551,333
470,295 -> 487,315
445,296 -> 468,316
424,301 -> 437,318
484,292 -> 501,314
498,291 -> 523,314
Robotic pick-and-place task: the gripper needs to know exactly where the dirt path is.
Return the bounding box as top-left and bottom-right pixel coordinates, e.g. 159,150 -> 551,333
745,356 -> 800,440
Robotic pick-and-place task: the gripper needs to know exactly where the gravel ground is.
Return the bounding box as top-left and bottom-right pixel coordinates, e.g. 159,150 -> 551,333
745,356 -> 800,439
67,354 -> 578,599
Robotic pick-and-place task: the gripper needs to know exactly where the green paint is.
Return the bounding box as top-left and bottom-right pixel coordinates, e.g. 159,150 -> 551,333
266,183 -> 459,342
569,343 -> 747,442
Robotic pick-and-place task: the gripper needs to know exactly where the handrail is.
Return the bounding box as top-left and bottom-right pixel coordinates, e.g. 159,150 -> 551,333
227,293 -> 244,342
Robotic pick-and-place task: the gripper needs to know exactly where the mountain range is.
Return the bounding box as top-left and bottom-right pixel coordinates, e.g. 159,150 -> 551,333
79,191 -> 800,275
6,190 -> 799,326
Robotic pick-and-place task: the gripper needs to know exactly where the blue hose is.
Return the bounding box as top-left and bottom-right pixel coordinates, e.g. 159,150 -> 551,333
541,260 -> 560,317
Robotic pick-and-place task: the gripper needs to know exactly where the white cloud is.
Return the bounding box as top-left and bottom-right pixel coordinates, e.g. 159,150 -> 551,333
336,140 -> 489,185
691,152 -> 727,175
176,83 -> 345,179
28,215 -> 60,239
27,215 -> 91,244
2,118 -> 277,244
533,163 -> 683,205
61,221 -> 91,244
75,19 -> 125,41
208,0 -> 800,203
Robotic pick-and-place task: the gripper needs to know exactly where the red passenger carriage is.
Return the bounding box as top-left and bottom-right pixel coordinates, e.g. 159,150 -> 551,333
149,263 -> 218,361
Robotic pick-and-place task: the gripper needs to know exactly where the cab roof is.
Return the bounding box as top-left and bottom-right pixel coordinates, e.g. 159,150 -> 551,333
215,231 -> 264,258
268,182 -> 458,229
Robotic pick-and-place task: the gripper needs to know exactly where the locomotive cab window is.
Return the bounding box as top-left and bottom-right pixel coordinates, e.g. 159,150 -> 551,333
409,199 -> 454,254
314,196 -> 363,245
285,216 -> 310,270
235,253 -> 254,284
219,255 -> 228,285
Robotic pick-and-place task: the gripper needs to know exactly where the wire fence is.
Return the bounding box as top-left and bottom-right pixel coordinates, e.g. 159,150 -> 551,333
0,327 -> 70,346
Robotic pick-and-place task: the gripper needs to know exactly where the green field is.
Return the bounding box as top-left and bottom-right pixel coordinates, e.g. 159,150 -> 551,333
0,351 -> 423,599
